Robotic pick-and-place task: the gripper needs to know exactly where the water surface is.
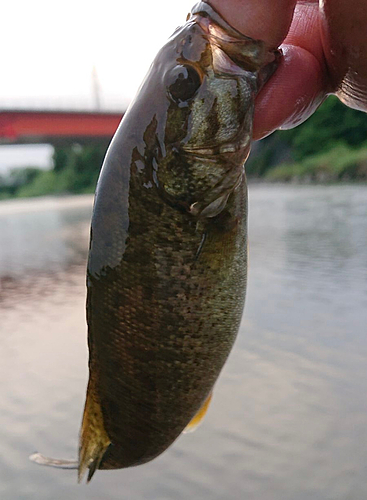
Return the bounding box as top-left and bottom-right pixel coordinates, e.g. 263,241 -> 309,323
1,185 -> 367,500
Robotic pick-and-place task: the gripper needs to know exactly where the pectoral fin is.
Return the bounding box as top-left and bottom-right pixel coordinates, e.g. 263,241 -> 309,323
183,392 -> 212,434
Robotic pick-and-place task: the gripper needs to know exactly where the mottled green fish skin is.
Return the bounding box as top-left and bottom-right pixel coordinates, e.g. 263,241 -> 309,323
82,1 -> 280,474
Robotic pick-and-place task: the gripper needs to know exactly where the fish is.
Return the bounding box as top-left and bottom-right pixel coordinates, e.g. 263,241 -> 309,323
30,0 -> 280,482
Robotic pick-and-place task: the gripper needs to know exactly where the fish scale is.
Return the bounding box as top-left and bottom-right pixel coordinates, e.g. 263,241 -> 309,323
29,0 -> 280,482
87,176 -> 248,470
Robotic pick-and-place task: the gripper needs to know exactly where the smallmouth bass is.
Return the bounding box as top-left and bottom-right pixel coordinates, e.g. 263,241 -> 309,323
31,1 -> 280,481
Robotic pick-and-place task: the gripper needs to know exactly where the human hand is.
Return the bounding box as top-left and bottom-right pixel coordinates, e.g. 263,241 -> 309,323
208,0 -> 367,139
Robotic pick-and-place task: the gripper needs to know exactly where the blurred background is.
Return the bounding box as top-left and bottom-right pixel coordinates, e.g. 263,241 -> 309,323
1,1 -> 367,499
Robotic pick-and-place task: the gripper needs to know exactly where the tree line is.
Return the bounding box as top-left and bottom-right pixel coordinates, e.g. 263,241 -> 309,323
0,95 -> 366,200
246,96 -> 367,181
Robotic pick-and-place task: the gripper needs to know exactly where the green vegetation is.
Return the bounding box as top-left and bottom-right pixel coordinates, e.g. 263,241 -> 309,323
246,95 -> 367,182
0,142 -> 109,200
0,95 -> 366,200
264,145 -> 367,182
0,167 -> 45,199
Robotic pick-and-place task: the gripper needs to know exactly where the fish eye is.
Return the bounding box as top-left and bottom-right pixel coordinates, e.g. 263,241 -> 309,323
168,65 -> 201,103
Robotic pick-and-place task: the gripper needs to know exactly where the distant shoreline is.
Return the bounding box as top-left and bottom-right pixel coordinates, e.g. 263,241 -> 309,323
0,193 -> 94,215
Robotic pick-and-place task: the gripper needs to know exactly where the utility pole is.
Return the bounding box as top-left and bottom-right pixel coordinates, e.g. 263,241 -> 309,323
92,66 -> 101,111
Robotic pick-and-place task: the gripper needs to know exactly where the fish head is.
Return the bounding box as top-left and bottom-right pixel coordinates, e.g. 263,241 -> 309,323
140,2 -> 280,217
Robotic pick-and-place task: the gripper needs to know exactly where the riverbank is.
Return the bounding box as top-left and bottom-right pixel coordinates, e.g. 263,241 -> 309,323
261,144 -> 367,183
2,95 -> 367,198
1,144 -> 367,201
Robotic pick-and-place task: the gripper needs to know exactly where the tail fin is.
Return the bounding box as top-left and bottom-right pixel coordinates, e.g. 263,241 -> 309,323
29,453 -> 78,469
78,379 -> 111,483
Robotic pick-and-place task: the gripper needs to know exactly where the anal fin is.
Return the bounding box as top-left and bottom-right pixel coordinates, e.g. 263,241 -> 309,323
183,392 -> 212,434
78,379 -> 111,483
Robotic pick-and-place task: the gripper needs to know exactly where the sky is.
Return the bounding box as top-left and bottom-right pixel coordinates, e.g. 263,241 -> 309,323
2,0 -> 197,110
1,1 -> 198,171
0,145 -> 54,175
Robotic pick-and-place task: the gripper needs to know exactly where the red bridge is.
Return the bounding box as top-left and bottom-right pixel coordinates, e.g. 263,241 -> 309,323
0,109 -> 125,145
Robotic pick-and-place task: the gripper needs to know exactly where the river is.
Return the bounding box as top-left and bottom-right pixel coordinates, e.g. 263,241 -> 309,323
1,184 -> 367,500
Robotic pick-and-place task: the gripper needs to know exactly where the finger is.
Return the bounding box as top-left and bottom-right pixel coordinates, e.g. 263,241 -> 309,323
253,44 -> 326,139
283,0 -> 323,63
253,1 -> 328,139
208,0 -> 297,49
321,0 -> 367,111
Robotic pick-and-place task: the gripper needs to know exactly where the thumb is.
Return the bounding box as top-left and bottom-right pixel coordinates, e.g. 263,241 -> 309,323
207,0 -> 297,49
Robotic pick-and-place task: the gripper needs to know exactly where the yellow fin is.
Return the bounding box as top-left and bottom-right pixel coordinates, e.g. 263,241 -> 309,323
183,392 -> 212,434
78,379 -> 111,483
